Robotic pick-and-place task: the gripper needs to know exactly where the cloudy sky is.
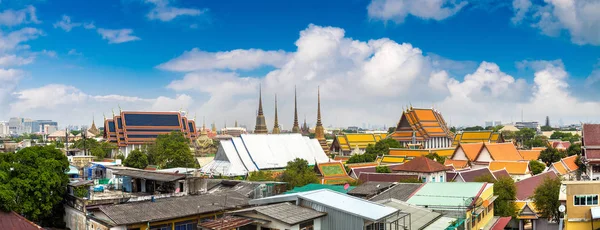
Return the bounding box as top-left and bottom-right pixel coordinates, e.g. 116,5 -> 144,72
0,0 -> 599,130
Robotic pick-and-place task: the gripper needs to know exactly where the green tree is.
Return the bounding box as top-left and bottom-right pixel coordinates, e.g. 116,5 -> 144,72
529,160 -> 546,175
247,171 -> 275,181
575,155 -> 586,176
474,174 -> 496,183
539,147 -> 566,166
0,146 -> 69,227
463,126 -> 485,131
280,158 -> 319,189
425,152 -> 445,164
493,176 -> 518,218
525,136 -> 548,149
347,153 -> 377,164
124,149 -> 149,169
450,127 -> 457,133
501,131 -> 516,140
376,166 -> 391,173
566,143 -> 582,156
149,131 -> 198,168
72,138 -> 99,150
541,126 -> 553,131
388,127 -> 396,134
365,138 -> 401,156
532,177 -> 561,222
70,130 -> 81,136
90,146 -> 107,159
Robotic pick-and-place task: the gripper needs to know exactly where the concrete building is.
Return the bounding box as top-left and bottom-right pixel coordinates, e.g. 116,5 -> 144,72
0,121 -> 9,137
562,181 -> 600,230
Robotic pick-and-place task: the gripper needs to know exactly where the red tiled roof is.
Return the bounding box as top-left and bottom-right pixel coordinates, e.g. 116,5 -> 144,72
391,157 -> 449,173
584,124 -> 600,146
552,141 -> 571,149
587,149 -> 600,160
358,172 -> 419,183
491,217 -> 512,230
492,169 -> 511,179
515,171 -> 558,200
0,211 -> 43,230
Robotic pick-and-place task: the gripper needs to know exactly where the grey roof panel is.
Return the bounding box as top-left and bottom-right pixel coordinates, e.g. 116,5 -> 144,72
111,167 -> 186,182
231,202 -> 326,225
369,183 -> 423,202
99,192 -> 250,225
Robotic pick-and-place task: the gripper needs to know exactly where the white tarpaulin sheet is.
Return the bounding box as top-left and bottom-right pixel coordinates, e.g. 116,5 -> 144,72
200,134 -> 330,176
591,207 -> 600,219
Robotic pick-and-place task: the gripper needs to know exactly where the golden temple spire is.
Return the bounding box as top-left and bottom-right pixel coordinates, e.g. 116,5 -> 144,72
314,86 -> 329,153
254,84 -> 268,134
201,116 -> 207,135
112,108 -> 115,117
292,86 -> 300,133
272,94 -> 280,134
211,121 -> 216,132
118,104 -> 122,113
235,120 -> 238,127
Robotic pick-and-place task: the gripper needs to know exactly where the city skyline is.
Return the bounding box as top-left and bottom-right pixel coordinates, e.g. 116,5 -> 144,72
0,0 -> 599,128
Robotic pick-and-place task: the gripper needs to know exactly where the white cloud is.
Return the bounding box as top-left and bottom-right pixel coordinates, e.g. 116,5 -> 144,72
513,0 -> 600,45
158,48 -> 290,71
97,28 -> 140,44
0,5 -> 39,26
6,84 -> 193,125
145,0 -> 206,22
367,0 -> 468,23
0,27 -> 44,51
40,49 -> 57,58
585,62 -> 600,85
68,49 -> 82,56
157,24 -> 600,129
0,54 -> 34,67
53,15 -> 82,32
83,22 -> 96,29
0,69 -> 25,112
511,0 -> 532,24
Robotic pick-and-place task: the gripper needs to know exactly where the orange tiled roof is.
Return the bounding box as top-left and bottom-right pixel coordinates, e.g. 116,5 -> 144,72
433,148 -> 455,157
456,143 -> 485,161
485,143 -> 523,161
389,149 -> 430,157
489,161 -> 529,175
444,159 -> 469,169
390,108 -> 454,142
518,150 -> 542,161
531,147 -> 547,151
562,155 -> 579,172
551,161 -> 568,175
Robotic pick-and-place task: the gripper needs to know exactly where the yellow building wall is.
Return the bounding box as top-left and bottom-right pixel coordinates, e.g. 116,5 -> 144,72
565,220 -> 600,230
464,185 -> 495,230
127,212 -> 221,230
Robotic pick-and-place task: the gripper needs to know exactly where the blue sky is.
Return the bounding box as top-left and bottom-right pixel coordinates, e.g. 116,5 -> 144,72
1,0 -> 599,128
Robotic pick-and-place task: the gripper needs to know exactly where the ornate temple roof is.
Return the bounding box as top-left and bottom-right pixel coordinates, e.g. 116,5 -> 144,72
390,107 -> 454,142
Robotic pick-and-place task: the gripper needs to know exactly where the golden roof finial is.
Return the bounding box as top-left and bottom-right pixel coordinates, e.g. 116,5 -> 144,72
112,108 -> 115,117
118,104 -> 122,113
103,113 -> 106,120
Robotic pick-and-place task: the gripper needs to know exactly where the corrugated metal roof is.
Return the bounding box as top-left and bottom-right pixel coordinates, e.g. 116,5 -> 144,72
198,216 -> 255,230
407,183 -> 486,208
376,199 -> 443,230
299,189 -> 397,221
230,202 -> 326,225
285,183 -> 355,194
250,189 -> 397,221
111,167 -> 185,182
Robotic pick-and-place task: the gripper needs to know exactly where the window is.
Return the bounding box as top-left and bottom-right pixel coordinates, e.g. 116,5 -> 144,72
574,195 -> 599,206
175,220 -> 197,230
422,177 -> 427,182
432,176 -> 436,182
299,220 -> 314,230
150,225 -> 170,230
440,176 -> 444,182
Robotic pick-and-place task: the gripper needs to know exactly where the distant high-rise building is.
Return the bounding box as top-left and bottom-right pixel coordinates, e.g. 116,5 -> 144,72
0,121 -> 9,137
484,121 -> 502,128
545,116 -> 550,127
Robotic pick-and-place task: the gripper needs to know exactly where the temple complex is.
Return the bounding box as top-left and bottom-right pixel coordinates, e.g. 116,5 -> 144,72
104,111 -> 197,157
389,107 -> 454,149
254,85 -> 268,134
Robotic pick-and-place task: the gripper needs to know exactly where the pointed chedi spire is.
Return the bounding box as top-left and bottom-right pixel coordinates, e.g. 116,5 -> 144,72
88,114 -> 100,136
272,94 -> 281,134
292,86 -> 300,133
201,116 -> 207,136
314,86 -> 329,153
254,84 -> 268,134
235,120 -> 238,127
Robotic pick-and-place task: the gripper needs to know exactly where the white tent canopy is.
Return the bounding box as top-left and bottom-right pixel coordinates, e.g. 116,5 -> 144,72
201,134 -> 330,176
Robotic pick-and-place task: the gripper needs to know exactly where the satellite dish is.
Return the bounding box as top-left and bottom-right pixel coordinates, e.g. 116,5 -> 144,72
559,204 -> 566,213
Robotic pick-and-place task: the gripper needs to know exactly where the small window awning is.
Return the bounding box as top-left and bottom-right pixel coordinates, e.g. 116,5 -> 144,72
591,207 -> 600,219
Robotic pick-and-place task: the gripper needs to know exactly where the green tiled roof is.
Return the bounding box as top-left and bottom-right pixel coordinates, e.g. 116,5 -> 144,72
285,183 -> 355,194
407,182 -> 487,208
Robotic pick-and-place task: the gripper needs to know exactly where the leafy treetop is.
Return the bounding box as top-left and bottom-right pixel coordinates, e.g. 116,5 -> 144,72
532,177 -> 562,222
280,158 -> 318,189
